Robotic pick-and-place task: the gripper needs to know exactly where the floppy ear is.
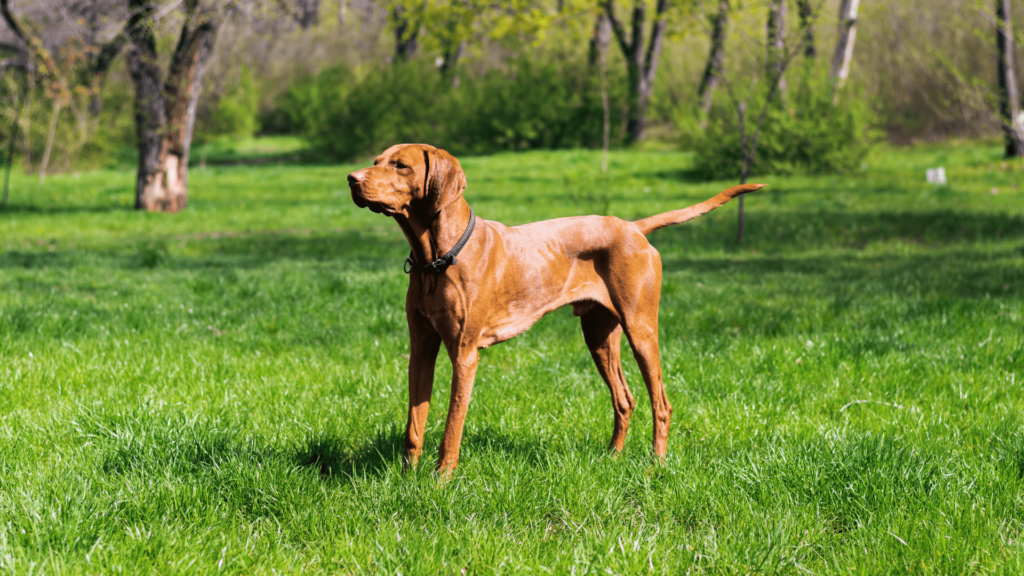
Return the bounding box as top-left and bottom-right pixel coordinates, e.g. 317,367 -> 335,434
424,147 -> 467,216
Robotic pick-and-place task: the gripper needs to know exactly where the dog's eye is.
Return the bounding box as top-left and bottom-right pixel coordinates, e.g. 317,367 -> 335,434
394,162 -> 409,170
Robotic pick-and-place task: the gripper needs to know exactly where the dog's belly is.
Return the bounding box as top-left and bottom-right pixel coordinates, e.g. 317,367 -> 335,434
476,263 -> 610,348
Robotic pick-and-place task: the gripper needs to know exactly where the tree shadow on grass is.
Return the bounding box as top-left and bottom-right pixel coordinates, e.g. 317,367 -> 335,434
650,208 -> 1024,252
0,203 -> 131,215
0,228 -> 408,272
661,246 -> 1023,301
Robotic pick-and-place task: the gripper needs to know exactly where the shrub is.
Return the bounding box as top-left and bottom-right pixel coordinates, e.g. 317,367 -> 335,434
450,59 -> 628,154
197,66 -> 262,140
693,67 -> 880,179
275,58 -> 629,160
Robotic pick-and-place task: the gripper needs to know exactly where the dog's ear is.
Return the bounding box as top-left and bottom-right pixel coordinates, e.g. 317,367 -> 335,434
424,147 -> 467,216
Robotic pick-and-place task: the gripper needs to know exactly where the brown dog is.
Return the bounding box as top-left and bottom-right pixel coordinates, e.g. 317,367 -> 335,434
347,144 -> 763,474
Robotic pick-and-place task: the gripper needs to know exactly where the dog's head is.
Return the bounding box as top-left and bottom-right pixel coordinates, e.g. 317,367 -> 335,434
347,144 -> 467,220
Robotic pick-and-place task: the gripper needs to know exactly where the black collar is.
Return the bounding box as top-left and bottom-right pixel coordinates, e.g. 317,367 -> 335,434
404,209 -> 476,274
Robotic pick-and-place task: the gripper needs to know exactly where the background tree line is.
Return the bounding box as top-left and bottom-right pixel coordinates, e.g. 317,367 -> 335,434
1,0 -> 1023,212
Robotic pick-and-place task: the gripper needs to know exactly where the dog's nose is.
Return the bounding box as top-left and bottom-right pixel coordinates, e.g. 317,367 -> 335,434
347,173 -> 361,186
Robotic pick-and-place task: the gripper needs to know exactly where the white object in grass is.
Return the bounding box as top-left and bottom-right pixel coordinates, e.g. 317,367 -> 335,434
926,167 -> 947,185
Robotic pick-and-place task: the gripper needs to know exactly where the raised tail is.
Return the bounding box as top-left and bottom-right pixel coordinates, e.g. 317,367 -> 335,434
633,183 -> 767,236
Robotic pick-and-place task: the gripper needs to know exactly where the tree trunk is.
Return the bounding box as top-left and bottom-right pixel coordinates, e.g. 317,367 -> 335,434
766,0 -> 787,95
126,0 -> 217,212
599,24 -> 610,173
21,50 -> 32,174
797,0 -> 816,59
996,0 -> 1024,157
440,40 -> 465,86
604,0 -> 669,144
588,13 -> 610,68
393,5 -> 418,62
698,0 -> 729,118
3,75 -> 23,207
126,0 -> 166,210
38,96 -> 62,184
830,0 -> 859,88
294,0 -> 321,29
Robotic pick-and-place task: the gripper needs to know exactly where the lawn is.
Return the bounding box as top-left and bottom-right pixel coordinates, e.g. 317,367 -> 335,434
1,141 -> 1023,574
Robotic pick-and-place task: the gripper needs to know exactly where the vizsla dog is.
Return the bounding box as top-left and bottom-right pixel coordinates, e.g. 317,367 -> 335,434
347,144 -> 763,474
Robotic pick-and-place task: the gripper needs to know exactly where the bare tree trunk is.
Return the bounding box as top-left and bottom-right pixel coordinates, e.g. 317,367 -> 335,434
339,0 -> 347,24
797,0 -> 816,59
126,0 -> 217,212
126,0 -> 165,210
830,0 -> 860,88
604,0 -> 669,144
159,15 -> 216,211
293,0 -> 321,29
600,27 -> 610,174
698,0 -> 729,119
996,0 -> 1024,157
3,75 -> 23,207
21,50 -> 32,174
392,5 -> 418,62
766,0 -> 787,96
38,96 -> 62,184
440,40 -> 465,86
588,13 -> 610,67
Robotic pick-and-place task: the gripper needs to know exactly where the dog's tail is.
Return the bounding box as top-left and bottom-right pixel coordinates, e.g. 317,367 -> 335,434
633,183 -> 767,236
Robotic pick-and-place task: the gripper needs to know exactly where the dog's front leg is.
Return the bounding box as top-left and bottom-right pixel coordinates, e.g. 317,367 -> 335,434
404,310 -> 442,471
436,346 -> 479,476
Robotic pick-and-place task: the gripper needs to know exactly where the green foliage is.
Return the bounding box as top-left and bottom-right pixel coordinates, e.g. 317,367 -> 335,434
197,66 -> 262,141
277,59 -> 628,160
77,80 -> 139,169
1,142 -> 1024,572
450,59 -> 628,154
693,67 -> 881,179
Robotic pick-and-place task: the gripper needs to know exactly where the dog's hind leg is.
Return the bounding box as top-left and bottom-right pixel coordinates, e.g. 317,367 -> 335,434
611,259 -> 672,461
581,305 -> 636,453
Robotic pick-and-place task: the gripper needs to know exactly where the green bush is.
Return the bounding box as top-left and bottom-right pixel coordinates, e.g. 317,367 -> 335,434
693,67 -> 880,179
275,58 -> 629,160
197,66 -> 261,140
449,59 -> 628,154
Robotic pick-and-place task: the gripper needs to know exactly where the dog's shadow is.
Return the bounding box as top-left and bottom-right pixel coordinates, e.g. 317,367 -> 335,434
294,426 -> 406,479
293,424 -> 575,479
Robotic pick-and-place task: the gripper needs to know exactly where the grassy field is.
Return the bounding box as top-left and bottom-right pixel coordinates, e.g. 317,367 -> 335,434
1,141 -> 1023,574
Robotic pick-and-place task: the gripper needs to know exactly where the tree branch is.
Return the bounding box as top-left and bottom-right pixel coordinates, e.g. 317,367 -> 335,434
629,0 -> 645,62
0,0 -> 28,46
0,56 -> 25,71
93,34 -> 127,77
602,0 -> 632,57
643,0 -> 669,80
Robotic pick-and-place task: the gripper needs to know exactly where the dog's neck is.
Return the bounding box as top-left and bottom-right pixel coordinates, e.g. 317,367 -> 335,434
396,197 -> 473,266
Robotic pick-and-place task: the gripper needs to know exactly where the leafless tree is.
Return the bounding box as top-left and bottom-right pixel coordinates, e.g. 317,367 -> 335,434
588,12 -> 610,67
766,0 -> 786,95
697,0 -> 729,120
830,0 -> 859,90
117,0 -> 219,211
995,0 -> 1024,157
797,0 -> 815,59
290,0 -> 322,28
719,0 -> 826,243
602,0 -> 670,144
392,3 -> 419,62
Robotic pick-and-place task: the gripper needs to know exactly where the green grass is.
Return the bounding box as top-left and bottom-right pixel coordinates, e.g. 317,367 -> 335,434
1,140 -> 1023,574
192,135 -> 315,166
